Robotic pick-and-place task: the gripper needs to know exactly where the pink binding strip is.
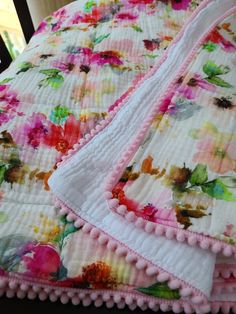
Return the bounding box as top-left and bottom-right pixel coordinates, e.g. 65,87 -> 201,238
57,0 -> 212,167
105,5 -> 236,259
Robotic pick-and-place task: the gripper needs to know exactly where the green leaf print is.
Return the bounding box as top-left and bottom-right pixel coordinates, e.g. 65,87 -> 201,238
84,0 -> 96,12
202,60 -> 232,88
189,164 -> 208,186
39,69 -> 64,89
94,33 -> 110,45
205,76 -> 233,88
0,78 -> 14,84
39,75 -> 64,89
40,69 -> 61,76
17,62 -> 36,75
0,212 -> 8,223
50,105 -> 72,124
203,61 -> 229,77
0,165 -> 7,185
131,25 -> 143,32
144,54 -> 159,59
201,179 -> 236,202
137,282 -> 180,300
203,41 -> 218,52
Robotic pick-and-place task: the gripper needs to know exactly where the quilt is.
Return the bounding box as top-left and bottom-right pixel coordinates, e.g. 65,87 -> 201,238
0,1 -> 236,313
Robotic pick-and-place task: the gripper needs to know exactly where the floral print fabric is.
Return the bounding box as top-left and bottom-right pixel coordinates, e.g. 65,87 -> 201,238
111,13 -> 236,244
0,0 -> 203,297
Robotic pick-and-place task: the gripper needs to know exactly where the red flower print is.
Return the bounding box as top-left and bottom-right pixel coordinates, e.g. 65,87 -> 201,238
82,262 -> 116,289
48,261 -> 117,289
140,204 -> 158,222
71,8 -> 102,25
143,39 -> 161,51
112,183 -> 139,211
205,29 -> 236,52
44,114 -> 81,154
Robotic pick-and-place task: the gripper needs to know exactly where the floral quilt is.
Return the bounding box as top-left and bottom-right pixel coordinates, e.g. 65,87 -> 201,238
0,1 -> 236,313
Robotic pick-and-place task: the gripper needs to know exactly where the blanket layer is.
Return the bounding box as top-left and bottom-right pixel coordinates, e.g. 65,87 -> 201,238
0,0 -> 236,313
107,7 -> 236,255
49,0 -> 236,311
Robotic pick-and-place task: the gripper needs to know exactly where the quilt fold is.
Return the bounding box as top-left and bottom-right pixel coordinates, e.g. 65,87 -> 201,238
49,0 -> 236,311
0,0 -> 236,313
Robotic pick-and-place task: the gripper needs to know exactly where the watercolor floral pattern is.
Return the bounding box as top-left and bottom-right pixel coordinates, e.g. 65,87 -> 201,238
0,85 -> 23,126
190,123 -> 236,174
0,0 -> 222,297
110,14 -> 236,239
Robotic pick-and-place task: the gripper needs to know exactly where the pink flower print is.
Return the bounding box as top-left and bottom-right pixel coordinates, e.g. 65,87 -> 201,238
159,92 -> 175,113
52,54 -> 80,74
35,21 -> 48,35
22,244 -> 61,279
177,74 -> 216,99
0,85 -> 21,126
193,138 -> 236,174
120,0 -> 154,11
13,113 -> 49,149
51,20 -> 63,32
0,86 -> 19,108
224,224 -> 236,239
128,0 -> 154,4
141,203 -> 158,222
0,85 -> 9,94
115,12 -> 138,21
139,203 -> 178,227
90,50 -> 123,66
170,0 -> 191,10
53,7 -> 67,19
70,12 -> 83,25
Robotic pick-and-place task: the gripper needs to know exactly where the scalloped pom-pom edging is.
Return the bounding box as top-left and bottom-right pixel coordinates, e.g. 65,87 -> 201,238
55,200 -> 208,305
1,275 -> 232,314
109,201 -> 236,259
